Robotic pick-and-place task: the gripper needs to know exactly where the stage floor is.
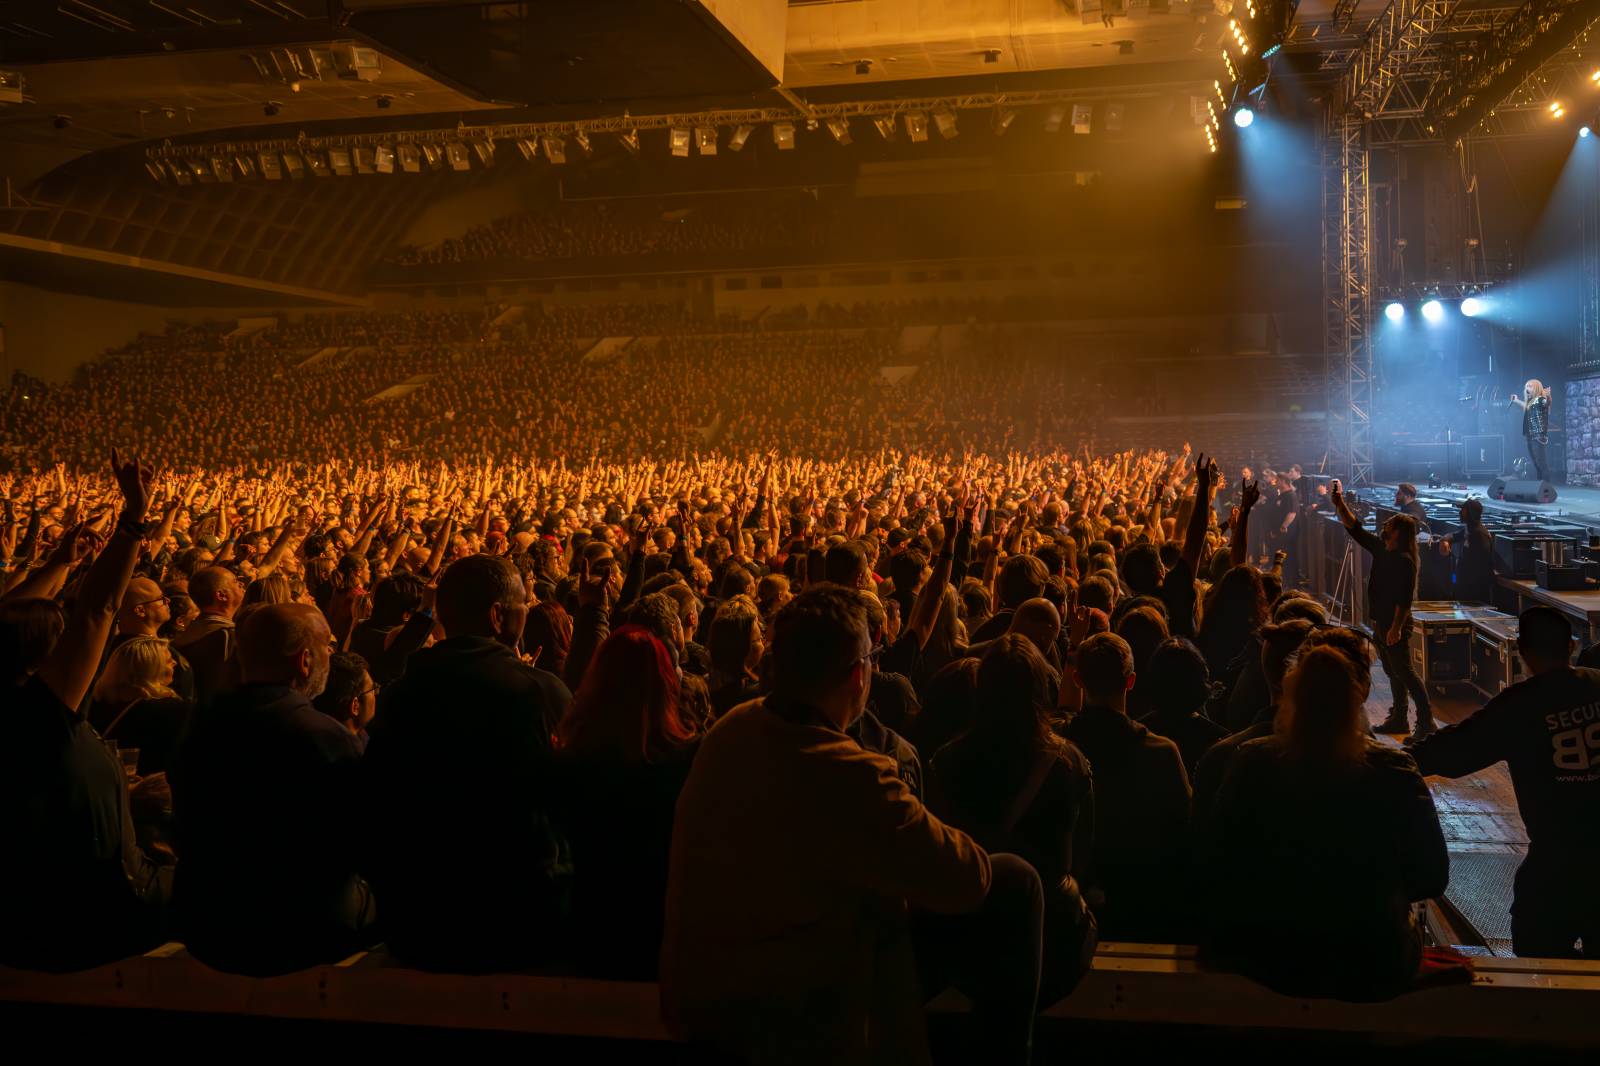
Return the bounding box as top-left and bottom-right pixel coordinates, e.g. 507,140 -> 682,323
1395,480 -> 1600,529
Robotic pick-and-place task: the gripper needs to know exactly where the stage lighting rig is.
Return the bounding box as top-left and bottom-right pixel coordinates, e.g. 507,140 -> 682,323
728,124 -> 754,151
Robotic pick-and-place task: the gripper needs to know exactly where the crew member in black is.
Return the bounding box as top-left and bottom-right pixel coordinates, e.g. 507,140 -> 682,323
1330,478 -> 1433,738
1436,497 -> 1497,604
1392,483 -> 1426,522
1510,379 -> 1552,482
1412,607 -> 1600,958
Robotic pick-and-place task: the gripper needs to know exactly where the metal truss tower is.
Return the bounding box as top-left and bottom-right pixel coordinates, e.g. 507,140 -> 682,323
1322,110 -> 1374,486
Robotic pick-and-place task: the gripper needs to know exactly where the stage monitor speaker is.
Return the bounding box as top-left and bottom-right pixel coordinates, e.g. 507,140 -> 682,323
1491,478 -> 1557,504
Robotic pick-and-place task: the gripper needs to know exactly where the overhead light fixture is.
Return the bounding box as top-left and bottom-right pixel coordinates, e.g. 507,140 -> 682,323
1591,69 -> 1600,85
1071,104 -> 1092,134
1550,101 -> 1567,119
825,118 -> 851,145
772,122 -> 796,150
1384,302 -> 1405,322
210,157 -> 233,183
993,108 -> 1016,135
259,152 -> 283,180
283,151 -> 306,179
1043,105 -> 1066,133
619,129 -> 640,155
516,138 -> 538,161
932,109 -> 958,138
904,111 -> 928,142
374,144 -> 395,174
398,143 -> 420,173
144,161 -> 167,183
1584,126 -> 1595,139
696,127 -> 717,155
472,140 -> 495,167
1105,103 -> 1125,131
421,144 -> 445,171
446,142 -> 471,171
328,147 -> 354,176
189,159 -> 214,184
872,116 -> 897,140
1460,297 -> 1485,317
1421,299 -> 1445,323
542,135 -> 567,164
1233,106 -> 1255,128
353,147 -> 376,174
233,155 -> 257,179
306,151 -> 332,178
670,127 -> 691,157
1204,126 -> 1218,153
167,160 -> 192,185
728,124 -> 754,151
573,130 -> 592,156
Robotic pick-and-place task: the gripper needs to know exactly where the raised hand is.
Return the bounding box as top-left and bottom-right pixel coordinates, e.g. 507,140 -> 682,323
110,448 -> 156,521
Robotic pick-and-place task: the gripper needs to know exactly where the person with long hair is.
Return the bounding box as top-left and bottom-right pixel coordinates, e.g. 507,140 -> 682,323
929,635 -> 1098,1002
1330,478 -> 1432,737
1200,644 -> 1448,1000
1197,565 -> 1267,682
90,635 -> 190,776
1509,378 -> 1553,481
553,625 -> 698,979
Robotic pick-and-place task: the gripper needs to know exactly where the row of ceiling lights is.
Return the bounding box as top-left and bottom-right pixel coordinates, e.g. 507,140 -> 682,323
143,102 -> 1140,183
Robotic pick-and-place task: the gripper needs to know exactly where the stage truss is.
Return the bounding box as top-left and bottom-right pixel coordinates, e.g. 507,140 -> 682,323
1318,0 -> 1600,484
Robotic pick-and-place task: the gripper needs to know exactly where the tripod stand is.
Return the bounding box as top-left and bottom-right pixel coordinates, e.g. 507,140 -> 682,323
1329,532 -> 1360,627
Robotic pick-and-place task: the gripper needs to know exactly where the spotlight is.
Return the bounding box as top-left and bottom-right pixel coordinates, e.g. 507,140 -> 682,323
282,151 -> 306,179
211,157 -> 233,182
353,147 -> 376,174
1550,101 -> 1566,118
328,147 -> 353,176
1233,107 -> 1255,128
695,127 -> 717,155
904,111 -> 928,142
167,160 -> 191,185
397,144 -> 421,173
515,138 -> 538,162
670,128 -> 691,157
1460,297 -> 1484,317
420,144 -> 444,171
542,136 -> 567,164
772,122 -> 796,150
573,130 -> 592,156
1071,104 -> 1092,134
305,151 -> 331,178
932,109 -> 957,138
728,125 -> 754,151
188,159 -> 212,183
1384,302 -> 1405,322
446,143 -> 471,171
619,129 -> 640,155
471,140 -> 495,167
1421,299 -> 1444,322
872,116 -> 897,140
143,161 -> 167,183
264,101 -> 281,117
825,118 -> 851,145
234,155 -> 257,179
1043,105 -> 1066,133
1584,127 -> 1594,139
993,108 -> 1016,135
1591,69 -> 1600,84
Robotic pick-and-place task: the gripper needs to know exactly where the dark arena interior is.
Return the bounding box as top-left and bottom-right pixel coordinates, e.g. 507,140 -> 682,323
2,0 -> 1600,1061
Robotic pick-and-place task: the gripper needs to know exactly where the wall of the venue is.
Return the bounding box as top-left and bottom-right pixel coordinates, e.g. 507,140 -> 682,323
395,179 -> 535,253
0,282 -> 255,383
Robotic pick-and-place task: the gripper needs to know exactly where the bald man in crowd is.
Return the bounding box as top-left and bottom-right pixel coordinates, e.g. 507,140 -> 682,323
171,565 -> 244,704
172,603 -> 374,975
107,576 -> 194,699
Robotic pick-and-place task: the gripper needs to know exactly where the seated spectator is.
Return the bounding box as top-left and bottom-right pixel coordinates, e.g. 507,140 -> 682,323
662,585 -> 1043,1065
1413,606 -> 1600,959
172,603 -> 373,975
929,635 -> 1098,1002
90,635 -> 191,776
552,625 -> 698,979
311,651 -> 377,749
706,593 -> 763,718
524,600 -> 574,677
1063,632 -> 1193,941
1200,645 -> 1447,999
0,454 -> 168,971
1137,638 -> 1227,777
363,554 -> 572,973
171,565 -> 243,704
1191,619 -> 1320,820
348,572 -> 434,685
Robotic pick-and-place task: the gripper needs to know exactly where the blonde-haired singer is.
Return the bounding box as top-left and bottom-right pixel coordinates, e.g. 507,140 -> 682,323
1509,379 -> 1552,482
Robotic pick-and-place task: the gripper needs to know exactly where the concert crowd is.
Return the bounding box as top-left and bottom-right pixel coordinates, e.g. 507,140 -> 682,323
1,303 -> 1596,1066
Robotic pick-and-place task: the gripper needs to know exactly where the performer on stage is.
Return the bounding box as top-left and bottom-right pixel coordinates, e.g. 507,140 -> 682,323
1509,379 -> 1552,481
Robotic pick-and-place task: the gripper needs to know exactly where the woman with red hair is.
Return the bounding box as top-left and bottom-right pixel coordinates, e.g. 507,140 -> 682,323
553,625 -> 699,978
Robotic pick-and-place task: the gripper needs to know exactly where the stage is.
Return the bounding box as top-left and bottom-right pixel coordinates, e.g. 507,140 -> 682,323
1382,481 -> 1600,531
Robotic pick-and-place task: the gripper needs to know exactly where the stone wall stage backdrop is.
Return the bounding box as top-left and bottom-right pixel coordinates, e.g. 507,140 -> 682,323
1566,377 -> 1600,486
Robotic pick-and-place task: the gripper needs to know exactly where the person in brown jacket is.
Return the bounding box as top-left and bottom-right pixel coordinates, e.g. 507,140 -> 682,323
661,583 -> 1044,1066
